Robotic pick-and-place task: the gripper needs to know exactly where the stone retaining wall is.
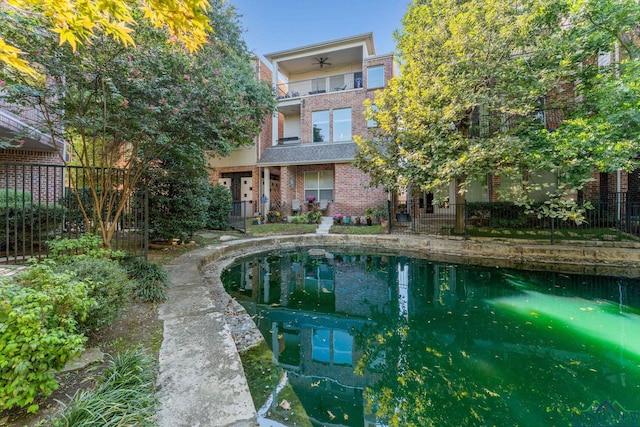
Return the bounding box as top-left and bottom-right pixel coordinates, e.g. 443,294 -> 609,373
200,234 -> 640,277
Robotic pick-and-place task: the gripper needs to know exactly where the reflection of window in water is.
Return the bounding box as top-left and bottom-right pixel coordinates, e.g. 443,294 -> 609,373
397,260 -> 409,317
312,328 -> 353,366
304,262 -> 335,295
276,323 -> 301,368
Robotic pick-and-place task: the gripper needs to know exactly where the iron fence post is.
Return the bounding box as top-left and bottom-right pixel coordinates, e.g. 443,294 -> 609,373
143,189 -> 149,261
464,202 -> 468,240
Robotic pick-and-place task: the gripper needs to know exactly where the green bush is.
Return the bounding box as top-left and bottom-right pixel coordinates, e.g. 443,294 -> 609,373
0,189 -> 32,205
306,211 -> 322,224
0,263 -> 93,413
54,257 -> 132,333
123,258 -> 169,303
206,184 -> 232,230
51,349 -> 158,426
47,234 -> 125,262
290,214 -> 308,224
0,189 -> 65,251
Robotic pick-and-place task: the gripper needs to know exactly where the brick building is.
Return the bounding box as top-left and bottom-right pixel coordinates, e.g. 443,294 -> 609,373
0,92 -> 64,203
209,33 -> 392,218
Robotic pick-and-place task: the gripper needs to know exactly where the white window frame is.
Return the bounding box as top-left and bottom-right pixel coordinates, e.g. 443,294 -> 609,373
304,171 -> 333,201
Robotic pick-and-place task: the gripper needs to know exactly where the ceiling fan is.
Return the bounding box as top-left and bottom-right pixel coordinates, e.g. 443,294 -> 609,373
313,57 -> 331,68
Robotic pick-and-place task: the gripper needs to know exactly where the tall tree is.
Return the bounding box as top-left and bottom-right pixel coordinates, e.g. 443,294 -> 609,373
0,2 -> 275,247
354,0 -> 640,231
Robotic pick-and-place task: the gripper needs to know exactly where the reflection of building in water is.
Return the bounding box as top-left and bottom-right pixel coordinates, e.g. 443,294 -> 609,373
220,250 -> 640,426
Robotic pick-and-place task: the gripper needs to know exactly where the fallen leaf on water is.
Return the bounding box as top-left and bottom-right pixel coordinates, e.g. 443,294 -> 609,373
279,399 -> 291,410
327,410 -> 336,420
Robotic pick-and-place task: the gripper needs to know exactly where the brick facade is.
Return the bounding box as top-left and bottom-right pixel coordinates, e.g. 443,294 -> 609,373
0,150 -> 64,203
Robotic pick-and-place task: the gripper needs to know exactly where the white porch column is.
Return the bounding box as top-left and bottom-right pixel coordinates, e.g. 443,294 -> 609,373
263,167 -> 271,213
271,60 -> 279,147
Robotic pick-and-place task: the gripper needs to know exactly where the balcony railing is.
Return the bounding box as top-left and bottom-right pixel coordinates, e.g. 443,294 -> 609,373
277,71 -> 363,99
277,136 -> 300,145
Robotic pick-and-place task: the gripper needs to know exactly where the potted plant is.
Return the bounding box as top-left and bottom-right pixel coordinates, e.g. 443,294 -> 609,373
266,211 -> 280,223
306,195 -> 316,204
333,213 -> 343,225
345,216 -> 351,225
365,208 -> 373,226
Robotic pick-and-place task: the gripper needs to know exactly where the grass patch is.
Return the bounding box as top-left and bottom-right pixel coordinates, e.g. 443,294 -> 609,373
246,223 -> 317,236
240,341 -> 311,426
466,227 -> 639,241
50,349 -> 157,426
123,258 -> 170,303
330,224 -> 385,235
240,341 -> 283,409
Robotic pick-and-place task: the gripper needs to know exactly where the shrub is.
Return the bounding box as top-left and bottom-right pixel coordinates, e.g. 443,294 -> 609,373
47,234 -> 125,262
141,151 -> 212,242
122,258 -> 169,303
206,184 -> 232,230
306,211 -> 322,224
266,210 -> 281,223
0,189 -> 65,251
51,349 -> 158,426
290,214 -> 308,224
0,263 -> 93,413
54,257 -> 132,333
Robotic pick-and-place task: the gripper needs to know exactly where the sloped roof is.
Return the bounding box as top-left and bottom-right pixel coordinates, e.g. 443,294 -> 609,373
257,142 -> 357,166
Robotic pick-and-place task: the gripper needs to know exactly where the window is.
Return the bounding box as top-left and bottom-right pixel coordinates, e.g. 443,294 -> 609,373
312,328 -> 353,366
598,51 -> 611,68
312,110 -> 329,142
367,65 -> 384,89
333,108 -> 352,141
304,171 -> 333,201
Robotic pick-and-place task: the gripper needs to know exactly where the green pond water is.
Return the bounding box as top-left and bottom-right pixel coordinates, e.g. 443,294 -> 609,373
221,249 -> 640,427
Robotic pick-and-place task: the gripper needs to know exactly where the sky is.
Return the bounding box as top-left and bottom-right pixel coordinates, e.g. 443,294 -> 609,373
228,0 -> 411,61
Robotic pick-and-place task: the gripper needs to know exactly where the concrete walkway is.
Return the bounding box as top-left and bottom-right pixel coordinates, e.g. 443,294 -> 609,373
315,216 -> 332,234
157,244 -> 257,427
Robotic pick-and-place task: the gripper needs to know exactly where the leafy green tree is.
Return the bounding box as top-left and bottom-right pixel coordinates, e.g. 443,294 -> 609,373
354,0 -> 640,232
0,3 -> 275,247
0,0 -> 211,77
141,146 -> 211,242
538,0 -> 640,183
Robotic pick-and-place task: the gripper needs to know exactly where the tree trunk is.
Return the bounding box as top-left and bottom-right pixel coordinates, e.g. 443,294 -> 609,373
454,179 -> 466,234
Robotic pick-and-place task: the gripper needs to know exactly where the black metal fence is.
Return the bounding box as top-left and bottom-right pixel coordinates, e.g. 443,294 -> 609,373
230,201 -> 250,233
390,196 -> 640,244
1,162 -> 148,263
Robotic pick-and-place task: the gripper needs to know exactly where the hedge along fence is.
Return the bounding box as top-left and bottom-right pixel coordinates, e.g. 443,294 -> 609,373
0,189 -> 65,256
0,163 -> 149,263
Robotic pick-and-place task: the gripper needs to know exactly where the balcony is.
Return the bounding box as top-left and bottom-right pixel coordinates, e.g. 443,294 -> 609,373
277,71 -> 363,99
